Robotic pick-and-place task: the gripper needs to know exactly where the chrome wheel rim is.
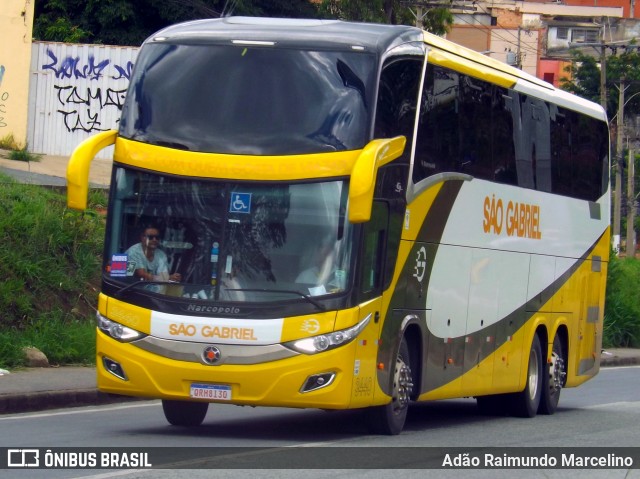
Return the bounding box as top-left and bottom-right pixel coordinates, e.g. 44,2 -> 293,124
392,355 -> 413,414
548,351 -> 566,393
528,347 -> 540,400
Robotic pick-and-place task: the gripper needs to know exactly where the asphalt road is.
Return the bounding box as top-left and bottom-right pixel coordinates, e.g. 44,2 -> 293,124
1,365 -> 639,479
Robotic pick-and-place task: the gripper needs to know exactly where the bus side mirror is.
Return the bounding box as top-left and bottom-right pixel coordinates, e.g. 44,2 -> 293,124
66,130 -> 117,210
348,136 -> 406,223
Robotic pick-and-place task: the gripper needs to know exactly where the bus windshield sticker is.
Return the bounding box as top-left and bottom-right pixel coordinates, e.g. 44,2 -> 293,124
229,192 -> 251,214
110,254 -> 129,277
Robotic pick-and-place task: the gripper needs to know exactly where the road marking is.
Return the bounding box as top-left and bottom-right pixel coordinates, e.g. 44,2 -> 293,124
0,401 -> 158,421
75,471 -> 150,479
580,401 -> 640,410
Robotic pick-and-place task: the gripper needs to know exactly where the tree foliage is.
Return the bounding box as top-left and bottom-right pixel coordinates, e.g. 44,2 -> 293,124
33,0 -> 452,46
318,0 -> 452,34
560,48 -> 640,121
33,0 -> 321,46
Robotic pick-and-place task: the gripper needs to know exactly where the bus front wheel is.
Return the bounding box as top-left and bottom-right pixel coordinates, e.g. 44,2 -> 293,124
366,337 -> 413,435
162,399 -> 209,427
510,334 -> 543,418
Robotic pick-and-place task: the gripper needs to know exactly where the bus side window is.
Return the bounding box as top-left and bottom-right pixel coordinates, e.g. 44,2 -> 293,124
374,54 -> 423,164
359,202 -> 389,300
456,75 -> 493,180
493,87 -> 517,185
550,107 -> 573,197
572,113 -> 605,201
414,65 -> 461,182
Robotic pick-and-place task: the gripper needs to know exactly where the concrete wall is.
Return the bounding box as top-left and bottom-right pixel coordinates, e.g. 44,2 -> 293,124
0,0 -> 35,148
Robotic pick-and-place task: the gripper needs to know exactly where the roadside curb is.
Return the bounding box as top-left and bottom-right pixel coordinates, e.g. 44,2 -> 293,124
600,348 -> 640,368
600,356 -> 640,368
0,390 -> 142,415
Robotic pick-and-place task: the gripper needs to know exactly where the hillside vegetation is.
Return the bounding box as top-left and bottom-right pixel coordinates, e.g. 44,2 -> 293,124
0,173 -> 106,368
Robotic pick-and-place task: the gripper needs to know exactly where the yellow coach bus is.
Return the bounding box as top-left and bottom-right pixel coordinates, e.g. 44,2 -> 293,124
67,17 -> 610,435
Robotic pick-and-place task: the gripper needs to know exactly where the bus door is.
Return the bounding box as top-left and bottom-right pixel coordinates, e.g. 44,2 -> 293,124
350,201 -> 389,407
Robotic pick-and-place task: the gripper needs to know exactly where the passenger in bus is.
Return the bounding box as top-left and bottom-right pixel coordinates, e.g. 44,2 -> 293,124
295,240 -> 336,293
126,225 -> 182,283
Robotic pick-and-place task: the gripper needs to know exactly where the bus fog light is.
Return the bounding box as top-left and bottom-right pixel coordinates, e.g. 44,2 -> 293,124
103,357 -> 128,381
301,372 -> 336,393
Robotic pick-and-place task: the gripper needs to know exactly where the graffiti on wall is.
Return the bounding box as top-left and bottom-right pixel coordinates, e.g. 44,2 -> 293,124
53,84 -> 128,133
43,49 -> 134,133
0,65 -> 8,128
43,49 -> 133,81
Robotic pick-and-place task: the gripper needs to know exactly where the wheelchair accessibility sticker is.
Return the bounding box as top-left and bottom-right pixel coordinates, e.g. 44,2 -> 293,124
230,192 -> 251,214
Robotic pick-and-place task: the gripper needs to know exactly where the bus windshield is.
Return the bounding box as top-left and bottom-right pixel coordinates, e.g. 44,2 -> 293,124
105,168 -> 354,303
119,43 -> 375,155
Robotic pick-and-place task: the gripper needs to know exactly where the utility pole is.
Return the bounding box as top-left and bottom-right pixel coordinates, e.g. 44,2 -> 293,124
402,1 -> 477,29
614,79 -> 625,254
600,38 -> 607,109
410,4 -> 426,28
517,26 -> 523,69
627,145 -> 635,257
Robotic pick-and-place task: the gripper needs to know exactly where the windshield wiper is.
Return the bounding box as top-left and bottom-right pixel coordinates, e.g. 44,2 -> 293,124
225,288 -> 326,311
113,279 -> 183,298
113,283 -> 327,311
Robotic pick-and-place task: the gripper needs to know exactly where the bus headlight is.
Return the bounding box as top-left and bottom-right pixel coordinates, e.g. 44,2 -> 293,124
285,314 -> 370,354
96,312 -> 146,342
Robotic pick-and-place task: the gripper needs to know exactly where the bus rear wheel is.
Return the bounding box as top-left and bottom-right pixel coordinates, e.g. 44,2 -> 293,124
539,333 -> 566,415
366,337 -> 413,435
510,334 -> 543,418
162,399 -> 209,427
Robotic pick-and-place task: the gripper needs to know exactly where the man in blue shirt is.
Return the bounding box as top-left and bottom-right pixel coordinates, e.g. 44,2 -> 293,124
126,226 -> 181,283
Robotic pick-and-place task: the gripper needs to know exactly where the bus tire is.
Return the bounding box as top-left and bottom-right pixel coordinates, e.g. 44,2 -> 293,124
162,399 -> 209,427
366,337 -> 413,435
539,333 -> 566,415
510,334 -> 543,418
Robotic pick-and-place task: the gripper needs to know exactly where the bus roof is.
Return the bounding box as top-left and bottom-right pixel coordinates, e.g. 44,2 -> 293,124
148,16 -> 424,56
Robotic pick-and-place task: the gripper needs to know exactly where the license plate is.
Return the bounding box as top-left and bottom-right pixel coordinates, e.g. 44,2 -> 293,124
190,383 -> 232,401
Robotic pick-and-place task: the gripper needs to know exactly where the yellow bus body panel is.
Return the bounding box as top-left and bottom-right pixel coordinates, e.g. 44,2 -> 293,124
113,137 -> 360,181
416,228 -> 609,400
98,332 -> 355,409
97,300 -> 384,410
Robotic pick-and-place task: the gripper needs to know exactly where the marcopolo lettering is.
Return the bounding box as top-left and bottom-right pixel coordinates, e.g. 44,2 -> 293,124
186,304 -> 241,314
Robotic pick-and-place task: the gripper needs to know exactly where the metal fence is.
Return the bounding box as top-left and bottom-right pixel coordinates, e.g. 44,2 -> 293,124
27,42 -> 138,159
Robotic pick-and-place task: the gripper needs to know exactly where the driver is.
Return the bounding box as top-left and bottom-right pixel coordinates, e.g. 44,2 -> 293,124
126,225 -> 182,283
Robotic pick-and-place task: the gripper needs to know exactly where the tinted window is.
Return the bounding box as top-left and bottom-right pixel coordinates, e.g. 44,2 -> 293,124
120,44 -> 376,155
414,65 -> 461,182
374,56 -> 423,164
412,64 -> 608,201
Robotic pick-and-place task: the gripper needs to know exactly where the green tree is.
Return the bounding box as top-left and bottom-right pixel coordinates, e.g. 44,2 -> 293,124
560,48 -> 640,120
319,0 -> 452,33
33,0 -> 321,46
